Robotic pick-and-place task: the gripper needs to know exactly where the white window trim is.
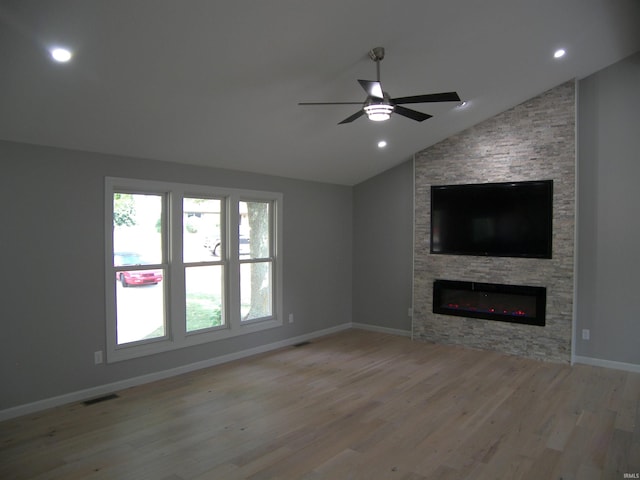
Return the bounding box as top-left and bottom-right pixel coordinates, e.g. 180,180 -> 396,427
105,177 -> 283,363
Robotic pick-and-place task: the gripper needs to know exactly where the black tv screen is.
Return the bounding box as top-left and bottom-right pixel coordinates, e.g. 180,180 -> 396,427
430,180 -> 553,258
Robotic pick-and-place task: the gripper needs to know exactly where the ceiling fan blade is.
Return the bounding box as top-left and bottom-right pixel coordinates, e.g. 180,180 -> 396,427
338,109 -> 365,125
392,91 -> 461,105
394,105 -> 433,122
298,101 -> 363,105
357,80 -> 384,99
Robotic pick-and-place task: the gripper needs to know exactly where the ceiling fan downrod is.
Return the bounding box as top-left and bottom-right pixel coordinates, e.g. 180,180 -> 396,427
368,47 -> 385,83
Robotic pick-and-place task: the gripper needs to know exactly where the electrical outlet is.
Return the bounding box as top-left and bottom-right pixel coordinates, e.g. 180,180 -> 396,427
582,329 -> 590,341
94,350 -> 103,365
288,313 -> 294,324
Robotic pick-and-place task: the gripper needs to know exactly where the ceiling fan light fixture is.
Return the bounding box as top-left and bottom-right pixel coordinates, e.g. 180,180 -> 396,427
364,103 -> 394,121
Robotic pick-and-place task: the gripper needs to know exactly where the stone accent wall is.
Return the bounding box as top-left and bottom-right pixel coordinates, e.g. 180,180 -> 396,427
413,81 -> 575,363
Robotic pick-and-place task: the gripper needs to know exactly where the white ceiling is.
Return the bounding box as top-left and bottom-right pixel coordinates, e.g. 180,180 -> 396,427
1,0 -> 639,185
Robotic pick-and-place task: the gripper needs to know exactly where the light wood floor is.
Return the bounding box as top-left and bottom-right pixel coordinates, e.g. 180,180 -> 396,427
1,330 -> 639,479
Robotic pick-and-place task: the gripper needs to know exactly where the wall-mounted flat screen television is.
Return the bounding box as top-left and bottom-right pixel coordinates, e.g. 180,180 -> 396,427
430,180 -> 553,258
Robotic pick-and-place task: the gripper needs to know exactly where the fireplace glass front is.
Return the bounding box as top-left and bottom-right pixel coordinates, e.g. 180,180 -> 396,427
433,280 -> 546,326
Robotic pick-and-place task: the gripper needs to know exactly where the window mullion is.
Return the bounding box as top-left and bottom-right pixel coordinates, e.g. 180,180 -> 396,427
227,194 -> 242,330
169,191 -> 186,342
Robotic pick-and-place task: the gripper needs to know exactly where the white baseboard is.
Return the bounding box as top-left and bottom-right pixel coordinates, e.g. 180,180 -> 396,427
0,323 -> 352,422
352,322 -> 411,337
573,355 -> 640,373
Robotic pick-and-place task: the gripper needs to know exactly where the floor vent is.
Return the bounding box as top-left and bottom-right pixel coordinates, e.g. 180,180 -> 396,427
83,393 -> 119,406
292,341 -> 311,348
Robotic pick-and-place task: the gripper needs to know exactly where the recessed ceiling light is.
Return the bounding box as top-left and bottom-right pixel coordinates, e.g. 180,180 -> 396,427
457,101 -> 468,109
50,47 -> 73,63
377,140 -> 387,148
553,49 -> 566,59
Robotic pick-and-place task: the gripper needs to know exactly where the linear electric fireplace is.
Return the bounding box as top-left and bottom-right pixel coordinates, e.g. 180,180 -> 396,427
433,280 -> 546,326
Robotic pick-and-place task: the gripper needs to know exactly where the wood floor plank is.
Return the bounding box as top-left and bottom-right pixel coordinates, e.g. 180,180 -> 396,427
1,329 -> 638,479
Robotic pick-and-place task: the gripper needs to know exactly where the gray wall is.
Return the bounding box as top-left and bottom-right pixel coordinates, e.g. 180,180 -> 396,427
576,52 -> 640,365
352,160 -> 413,333
0,141 -> 353,410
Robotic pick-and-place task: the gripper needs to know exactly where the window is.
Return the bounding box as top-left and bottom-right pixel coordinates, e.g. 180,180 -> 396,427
183,197 -> 225,332
112,193 -> 166,345
240,200 -> 273,321
105,178 -> 283,362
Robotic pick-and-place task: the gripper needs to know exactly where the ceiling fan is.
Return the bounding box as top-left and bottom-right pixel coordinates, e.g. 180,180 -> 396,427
298,47 -> 461,125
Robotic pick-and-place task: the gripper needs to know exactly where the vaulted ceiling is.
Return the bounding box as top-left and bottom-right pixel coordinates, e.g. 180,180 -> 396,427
1,0 -> 639,185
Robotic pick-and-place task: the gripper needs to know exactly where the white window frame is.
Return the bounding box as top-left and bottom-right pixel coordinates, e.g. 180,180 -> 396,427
105,177 -> 283,363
